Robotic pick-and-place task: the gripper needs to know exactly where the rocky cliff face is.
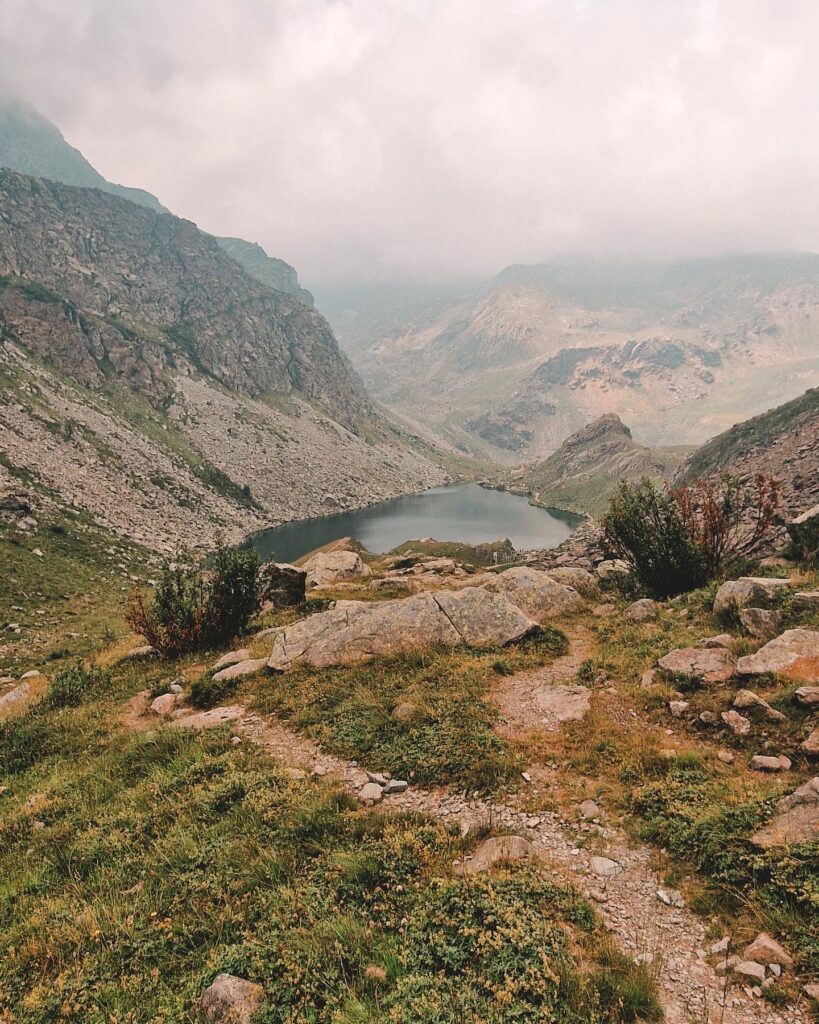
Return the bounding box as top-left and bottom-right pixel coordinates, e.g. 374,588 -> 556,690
523,413 -> 687,515
0,169 -> 449,550
675,387 -> 819,519
0,170 -> 365,427
0,100 -> 314,305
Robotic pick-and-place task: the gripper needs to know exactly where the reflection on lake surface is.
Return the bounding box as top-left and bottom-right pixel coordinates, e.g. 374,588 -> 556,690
247,483 -> 579,564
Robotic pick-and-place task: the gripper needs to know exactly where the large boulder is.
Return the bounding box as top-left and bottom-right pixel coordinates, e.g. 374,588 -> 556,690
657,646 -> 736,685
200,974 -> 264,1023
713,577 -> 790,619
266,588 -> 538,671
751,777 -> 819,848
736,629 -> 819,679
303,549 -> 371,588
483,567 -> 584,620
211,658 -> 268,683
787,503 -> 819,560
257,562 -> 306,608
738,607 -> 781,641
545,567 -> 602,601
596,559 -> 630,583
626,598 -> 659,623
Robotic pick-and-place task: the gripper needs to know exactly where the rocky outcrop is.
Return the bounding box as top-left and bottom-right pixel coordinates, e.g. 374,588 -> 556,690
216,237 -> 314,307
523,414 -> 685,516
303,550 -> 371,589
736,629 -> 819,678
657,647 -> 736,685
266,588 -> 539,671
483,567 -> 584,620
713,578 -> 790,619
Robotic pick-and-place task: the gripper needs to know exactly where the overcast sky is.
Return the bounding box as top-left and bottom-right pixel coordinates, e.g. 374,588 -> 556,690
2,0 -> 819,285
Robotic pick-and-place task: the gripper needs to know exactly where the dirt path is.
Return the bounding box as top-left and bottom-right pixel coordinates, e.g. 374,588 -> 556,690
491,624 -> 595,736
124,632 -> 803,1024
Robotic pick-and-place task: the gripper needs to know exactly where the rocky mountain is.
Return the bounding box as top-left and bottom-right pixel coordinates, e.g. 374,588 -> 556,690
326,255 -> 819,462
0,99 -> 313,305
522,413 -> 688,516
216,237 -> 314,307
675,386 -> 819,519
0,169 -> 448,550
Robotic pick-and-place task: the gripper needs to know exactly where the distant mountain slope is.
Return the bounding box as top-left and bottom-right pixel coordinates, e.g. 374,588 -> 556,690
0,99 -> 313,304
329,255 -> 819,462
216,237 -> 314,307
0,169 -> 448,549
0,100 -> 166,212
675,387 -> 819,518
523,413 -> 687,516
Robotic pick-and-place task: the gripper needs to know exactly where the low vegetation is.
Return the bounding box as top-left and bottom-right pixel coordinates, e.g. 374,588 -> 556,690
126,544 -> 262,657
0,656 -> 658,1024
602,475 -> 780,598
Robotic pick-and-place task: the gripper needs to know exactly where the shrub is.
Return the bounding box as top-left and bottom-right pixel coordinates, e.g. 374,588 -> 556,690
602,479 -> 707,599
602,475 -> 781,599
45,664 -> 110,709
126,544 -> 262,656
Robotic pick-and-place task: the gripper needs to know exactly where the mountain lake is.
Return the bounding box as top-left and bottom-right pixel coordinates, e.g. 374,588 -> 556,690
247,483 -> 580,563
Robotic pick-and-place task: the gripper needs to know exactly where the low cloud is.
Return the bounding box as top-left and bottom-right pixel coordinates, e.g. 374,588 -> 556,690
2,0 -> 819,284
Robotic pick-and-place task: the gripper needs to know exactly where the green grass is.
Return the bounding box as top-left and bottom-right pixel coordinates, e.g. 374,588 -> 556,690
0,511 -> 150,677
0,662 -> 659,1024
251,631 -> 568,792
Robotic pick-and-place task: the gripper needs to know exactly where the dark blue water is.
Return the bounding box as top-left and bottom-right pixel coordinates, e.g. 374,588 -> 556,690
247,484 -> 579,563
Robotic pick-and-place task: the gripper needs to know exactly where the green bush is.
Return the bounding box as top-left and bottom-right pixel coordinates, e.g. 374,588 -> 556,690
45,664 -> 110,709
602,479 -> 708,599
127,544 -> 262,657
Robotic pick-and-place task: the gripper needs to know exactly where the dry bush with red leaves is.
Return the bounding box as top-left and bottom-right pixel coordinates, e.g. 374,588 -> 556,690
669,473 -> 782,575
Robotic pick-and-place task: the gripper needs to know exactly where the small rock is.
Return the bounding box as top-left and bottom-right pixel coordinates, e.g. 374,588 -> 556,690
770,964 -> 782,978
713,577 -> 790,619
732,688 -> 786,721
792,591 -> 819,613
596,559 -> 630,582
365,771 -> 388,787
590,855 -> 620,877
213,649 -> 251,671
744,932 -> 793,967
749,754 -> 791,772
212,659 -> 267,683
739,607 -> 781,641
804,983 -> 819,1001
698,634 -> 734,649
669,700 -> 689,718
795,686 -> 819,707
737,628 -> 819,680
714,955 -> 741,975
721,710 -> 751,736
717,748 -> 735,764
383,779 -> 408,794
579,799 -> 600,820
698,711 -> 719,726
592,603 -> 616,618
199,974 -> 264,1023
639,669 -> 658,689
625,598 -> 659,622
358,783 -> 383,804
801,726 -> 819,758
733,960 -> 766,983
658,646 -> 736,685
149,693 -> 178,717
710,937 -> 730,954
